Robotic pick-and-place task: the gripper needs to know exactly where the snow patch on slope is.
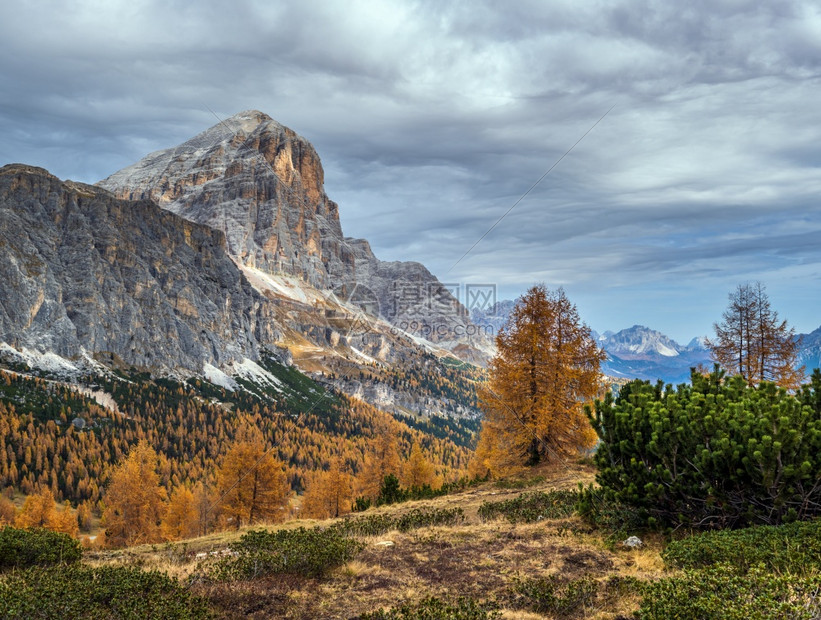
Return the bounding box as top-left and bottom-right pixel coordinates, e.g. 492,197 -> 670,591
0,343 -> 78,375
238,263 -> 330,306
203,358 -> 285,393
655,343 -> 679,357
0,344 -> 121,414
203,362 -> 238,391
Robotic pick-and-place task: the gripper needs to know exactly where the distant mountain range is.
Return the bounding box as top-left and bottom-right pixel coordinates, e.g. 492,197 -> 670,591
593,325 -> 711,384
473,303 -> 821,385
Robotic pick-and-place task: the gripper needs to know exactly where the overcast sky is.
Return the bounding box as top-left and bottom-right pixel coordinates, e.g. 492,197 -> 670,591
2,0 -> 820,342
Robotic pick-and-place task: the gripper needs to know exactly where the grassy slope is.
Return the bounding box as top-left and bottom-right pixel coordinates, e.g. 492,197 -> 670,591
84,462 -> 667,619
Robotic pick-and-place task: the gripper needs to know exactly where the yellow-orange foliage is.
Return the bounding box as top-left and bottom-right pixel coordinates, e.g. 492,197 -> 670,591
357,423 -> 402,500
401,442 -> 437,489
54,500 -> 79,537
15,488 -> 56,529
216,423 -> 291,528
0,495 -> 15,525
14,488 -> 78,536
0,372 -> 473,511
161,486 -> 199,541
77,502 -> 93,532
102,441 -> 167,547
191,482 -> 217,538
472,285 -> 604,476
301,459 -> 355,520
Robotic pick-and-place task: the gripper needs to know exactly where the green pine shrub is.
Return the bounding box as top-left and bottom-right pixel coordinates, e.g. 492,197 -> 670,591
637,518 -> 821,619
211,527 -> 364,580
0,564 -> 212,619
0,526 -> 83,569
637,564 -> 821,620
662,518 -> 821,574
337,507 -> 465,537
584,368 -> 821,528
511,574 -> 598,617
478,490 -> 578,523
354,474 -> 486,512
575,488 -> 646,537
376,473 -> 406,505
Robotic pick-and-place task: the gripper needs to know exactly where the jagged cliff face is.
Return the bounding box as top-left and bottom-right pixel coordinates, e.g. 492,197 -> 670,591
98,111 -> 487,352
0,164 -> 278,374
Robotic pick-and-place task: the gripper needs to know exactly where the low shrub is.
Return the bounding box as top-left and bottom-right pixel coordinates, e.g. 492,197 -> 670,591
0,564 -> 212,619
662,518 -> 821,575
212,527 -> 364,580
638,520 -> 821,619
637,564 -> 821,620
387,507 -> 465,532
355,474 -> 486,511
478,490 -> 578,523
493,475 -> 546,490
337,513 -> 396,537
337,507 -> 465,537
0,526 -> 83,569
512,574 -> 598,617
359,596 -> 500,619
601,574 -> 645,600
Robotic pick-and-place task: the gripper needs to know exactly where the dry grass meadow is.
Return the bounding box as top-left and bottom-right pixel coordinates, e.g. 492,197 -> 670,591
84,462 -> 665,619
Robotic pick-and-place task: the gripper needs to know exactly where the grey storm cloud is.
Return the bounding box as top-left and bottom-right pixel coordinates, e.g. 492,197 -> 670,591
1,0 -> 820,342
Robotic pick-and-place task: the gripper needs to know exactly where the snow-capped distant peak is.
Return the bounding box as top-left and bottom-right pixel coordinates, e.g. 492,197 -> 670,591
686,336 -> 709,351
599,325 -> 681,358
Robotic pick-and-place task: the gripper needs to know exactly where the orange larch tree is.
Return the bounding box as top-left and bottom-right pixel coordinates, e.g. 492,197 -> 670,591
401,442 -> 437,489
15,487 -> 56,529
53,500 -> 79,537
161,486 -> 199,541
300,458 -> 355,520
357,423 -> 402,500
0,494 -> 15,525
101,441 -> 167,547
472,285 -> 604,476
216,422 -> 291,529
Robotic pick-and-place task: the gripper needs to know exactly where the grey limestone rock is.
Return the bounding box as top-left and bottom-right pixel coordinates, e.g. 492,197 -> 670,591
0,164 -> 279,374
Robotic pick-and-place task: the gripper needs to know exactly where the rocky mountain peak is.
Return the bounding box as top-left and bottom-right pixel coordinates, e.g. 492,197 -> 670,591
686,336 -> 709,351
603,325 -> 682,358
98,111 -> 488,356
99,110 -> 339,288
